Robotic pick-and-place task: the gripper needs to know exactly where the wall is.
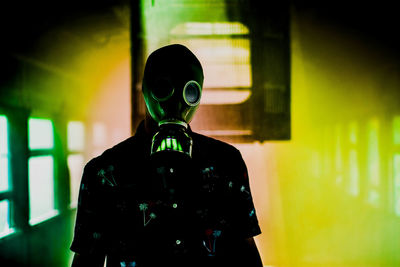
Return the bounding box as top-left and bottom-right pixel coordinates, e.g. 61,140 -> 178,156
0,4 -> 131,266
235,5 -> 400,267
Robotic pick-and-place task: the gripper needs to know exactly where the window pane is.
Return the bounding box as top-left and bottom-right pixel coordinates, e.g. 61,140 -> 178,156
394,154 -> 400,216
335,124 -> 343,184
0,115 -> 8,154
0,200 -> 14,238
171,22 -> 249,36
349,121 -> 358,145
28,156 -> 58,225
171,38 -> 251,89
394,116 -> 400,145
68,154 -> 84,208
0,115 -> 9,192
68,121 -> 85,151
28,118 -> 54,150
367,119 -> 380,206
93,122 -> 107,147
0,157 -> 9,192
349,150 -> 359,196
368,119 -> 380,187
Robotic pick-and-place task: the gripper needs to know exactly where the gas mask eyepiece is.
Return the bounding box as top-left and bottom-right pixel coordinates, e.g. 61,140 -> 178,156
151,78 -> 174,102
183,80 -> 201,106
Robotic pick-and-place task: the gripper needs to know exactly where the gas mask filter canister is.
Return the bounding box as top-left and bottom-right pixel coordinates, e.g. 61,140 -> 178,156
150,80 -> 202,158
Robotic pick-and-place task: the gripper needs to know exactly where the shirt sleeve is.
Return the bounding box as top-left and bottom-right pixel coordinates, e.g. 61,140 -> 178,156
70,159 -> 107,255
229,148 -> 262,239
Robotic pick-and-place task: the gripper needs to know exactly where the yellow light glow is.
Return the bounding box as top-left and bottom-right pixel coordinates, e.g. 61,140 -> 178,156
368,118 -> 380,188
335,124 -> 343,184
349,149 -> 359,196
349,121 -> 358,144
393,116 -> 400,145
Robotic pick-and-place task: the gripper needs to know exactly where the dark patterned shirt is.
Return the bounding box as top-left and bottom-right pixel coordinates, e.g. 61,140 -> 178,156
71,121 -> 261,267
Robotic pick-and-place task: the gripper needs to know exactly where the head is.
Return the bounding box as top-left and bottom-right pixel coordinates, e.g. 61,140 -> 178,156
142,44 -> 204,128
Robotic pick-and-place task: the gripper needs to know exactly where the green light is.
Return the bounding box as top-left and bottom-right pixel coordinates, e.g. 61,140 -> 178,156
166,138 -> 172,149
28,118 -> 54,150
154,137 -> 185,153
172,138 -> 178,150
161,139 -> 166,151
28,156 -> 58,225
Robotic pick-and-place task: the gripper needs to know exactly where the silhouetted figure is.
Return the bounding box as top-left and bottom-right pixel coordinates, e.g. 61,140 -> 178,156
71,44 -> 263,267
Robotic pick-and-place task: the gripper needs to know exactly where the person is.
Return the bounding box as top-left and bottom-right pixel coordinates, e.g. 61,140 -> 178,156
71,44 -> 263,267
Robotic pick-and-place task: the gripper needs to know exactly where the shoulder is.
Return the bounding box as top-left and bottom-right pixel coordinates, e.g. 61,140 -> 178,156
191,131 -> 242,162
81,134 -> 150,187
84,134 -> 146,174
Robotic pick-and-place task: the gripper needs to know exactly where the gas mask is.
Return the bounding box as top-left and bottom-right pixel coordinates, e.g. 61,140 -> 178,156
142,44 -> 203,159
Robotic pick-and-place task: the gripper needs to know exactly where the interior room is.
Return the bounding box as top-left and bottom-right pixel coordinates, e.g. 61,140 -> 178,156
0,0 -> 399,266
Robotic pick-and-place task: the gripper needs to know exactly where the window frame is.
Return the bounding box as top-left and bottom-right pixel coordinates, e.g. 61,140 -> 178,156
66,120 -> 86,209
27,117 -> 59,226
0,114 -> 15,238
392,116 -> 400,216
0,106 -> 72,239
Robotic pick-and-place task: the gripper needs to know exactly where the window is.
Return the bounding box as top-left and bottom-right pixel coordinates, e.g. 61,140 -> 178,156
92,122 -> 107,157
367,118 -> 380,206
322,125 -> 333,178
28,118 -> 58,225
28,156 -> 56,225
0,200 -> 12,238
393,116 -> 400,216
334,124 -> 343,185
394,154 -> 400,216
0,115 -> 10,192
0,115 -> 14,238
167,22 -> 257,140
348,121 -> 359,196
28,118 -> 54,150
170,22 -> 252,105
67,121 -> 85,208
